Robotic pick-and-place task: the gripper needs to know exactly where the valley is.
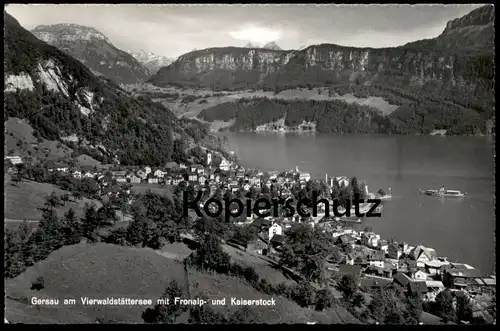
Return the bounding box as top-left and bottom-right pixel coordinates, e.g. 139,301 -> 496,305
122,83 -> 400,131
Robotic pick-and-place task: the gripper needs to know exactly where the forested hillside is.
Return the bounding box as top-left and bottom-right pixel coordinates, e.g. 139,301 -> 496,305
4,13 -> 216,166
198,91 -> 488,135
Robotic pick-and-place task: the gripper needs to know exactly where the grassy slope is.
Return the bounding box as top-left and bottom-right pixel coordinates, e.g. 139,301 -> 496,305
159,241 -> 296,286
4,174 -> 102,222
130,183 -> 173,198
5,243 -> 359,324
4,117 -> 101,166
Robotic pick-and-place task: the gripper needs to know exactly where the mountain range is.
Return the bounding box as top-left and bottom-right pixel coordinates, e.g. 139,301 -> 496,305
4,14 -> 214,166
244,41 -> 282,50
149,5 -> 494,134
129,49 -> 176,75
31,24 -> 151,84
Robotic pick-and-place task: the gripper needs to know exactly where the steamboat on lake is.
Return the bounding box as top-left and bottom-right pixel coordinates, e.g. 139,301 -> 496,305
419,186 -> 467,198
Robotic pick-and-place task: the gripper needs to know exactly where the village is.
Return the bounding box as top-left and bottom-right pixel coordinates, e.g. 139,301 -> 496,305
6,151 -> 496,323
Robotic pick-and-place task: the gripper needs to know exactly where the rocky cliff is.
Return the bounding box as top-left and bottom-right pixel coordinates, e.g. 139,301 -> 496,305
32,24 -> 151,84
150,5 -> 494,125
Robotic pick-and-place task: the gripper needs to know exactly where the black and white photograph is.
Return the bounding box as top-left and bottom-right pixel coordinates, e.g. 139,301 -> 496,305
4,3 -> 495,325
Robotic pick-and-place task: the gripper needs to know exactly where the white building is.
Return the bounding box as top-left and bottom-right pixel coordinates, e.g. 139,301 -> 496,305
83,172 -> 94,179
369,260 -> 385,269
154,169 -> 165,178
207,152 -> 212,166
413,270 -> 429,281
144,166 -> 152,175
5,155 -> 23,165
268,223 -> 283,240
299,172 -> 311,182
219,158 -> 230,171
335,176 -> 349,188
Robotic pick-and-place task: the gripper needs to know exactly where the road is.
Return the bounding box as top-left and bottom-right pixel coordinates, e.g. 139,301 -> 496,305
4,219 -> 40,223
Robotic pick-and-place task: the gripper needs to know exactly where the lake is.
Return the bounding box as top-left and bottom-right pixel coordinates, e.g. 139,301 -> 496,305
220,132 -> 496,274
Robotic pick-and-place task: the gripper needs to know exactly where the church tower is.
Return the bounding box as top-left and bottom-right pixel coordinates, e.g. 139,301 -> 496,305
207,152 -> 212,166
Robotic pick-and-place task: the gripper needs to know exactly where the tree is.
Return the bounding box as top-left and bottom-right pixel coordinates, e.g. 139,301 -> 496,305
185,184 -> 196,202
81,203 -> 101,243
104,227 -> 128,246
162,220 -> 181,244
291,281 -> 315,307
330,183 -> 340,200
231,225 -> 257,245
212,188 -> 223,201
188,234 -> 231,274
31,276 -> 45,291
126,216 -> 146,246
126,202 -> 163,249
18,220 -> 30,242
61,208 -> 82,245
405,293 -> 423,325
28,209 -> 64,262
243,266 -> 260,285
261,185 -> 270,195
247,186 -> 258,199
350,176 -> 362,200
315,288 -> 334,311
434,289 -> 456,323
227,306 -> 258,324
142,280 -> 186,323
359,181 -> 368,200
223,190 -> 234,201
456,294 -> 473,322
97,200 -> 118,227
336,274 -> 358,301
38,209 -> 64,248
4,228 -> 27,278
44,192 -> 64,211
188,297 -> 227,324
381,285 -> 408,325
280,224 -> 334,283
369,291 -> 387,323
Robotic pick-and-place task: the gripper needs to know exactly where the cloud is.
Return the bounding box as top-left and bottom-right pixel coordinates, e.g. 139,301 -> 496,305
228,25 -> 283,45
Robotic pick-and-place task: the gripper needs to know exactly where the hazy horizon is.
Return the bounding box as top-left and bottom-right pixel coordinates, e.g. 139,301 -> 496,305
6,4 -> 485,58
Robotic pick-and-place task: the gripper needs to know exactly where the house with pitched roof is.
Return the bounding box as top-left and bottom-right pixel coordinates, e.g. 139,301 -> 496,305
408,281 -> 429,296
360,275 -> 393,292
442,268 -> 486,290
409,245 -> 438,267
393,272 -> 412,290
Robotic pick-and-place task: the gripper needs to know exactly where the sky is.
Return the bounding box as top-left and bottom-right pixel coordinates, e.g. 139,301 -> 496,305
6,4 -> 485,58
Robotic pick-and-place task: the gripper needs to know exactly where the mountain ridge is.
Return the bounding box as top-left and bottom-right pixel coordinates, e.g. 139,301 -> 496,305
148,5 -> 494,135
31,23 -> 151,84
